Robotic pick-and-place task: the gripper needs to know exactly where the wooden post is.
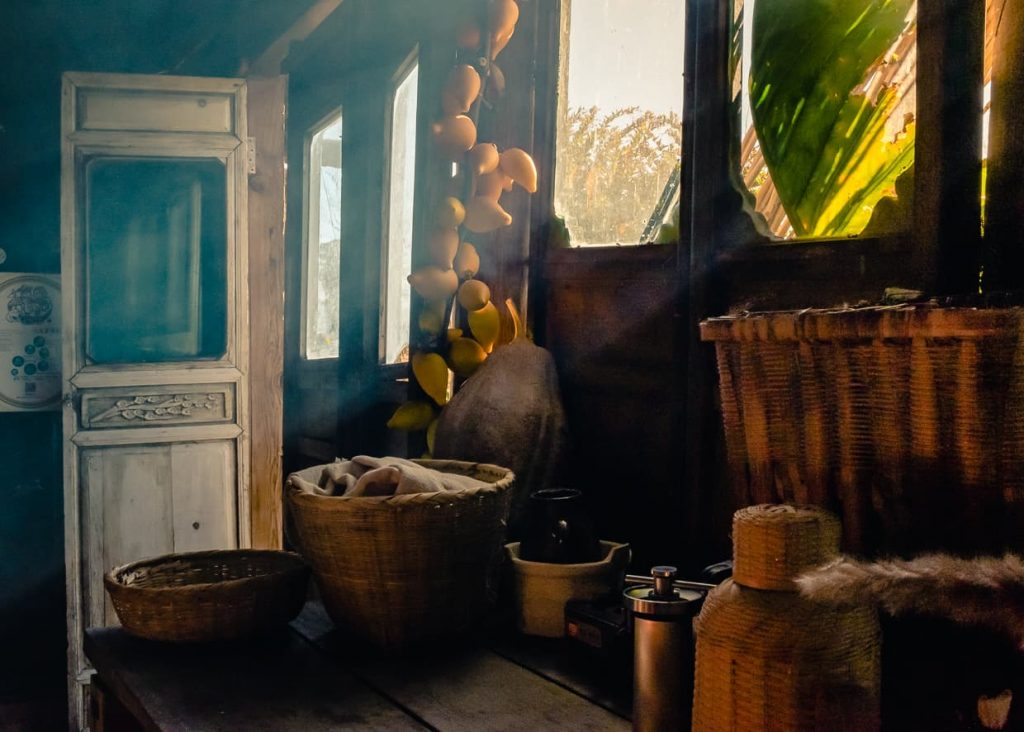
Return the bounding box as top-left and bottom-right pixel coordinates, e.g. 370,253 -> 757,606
986,0 -> 1024,288
913,0 -> 984,295
247,76 -> 288,548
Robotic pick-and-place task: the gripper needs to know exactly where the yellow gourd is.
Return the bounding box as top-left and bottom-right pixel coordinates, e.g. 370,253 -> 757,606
436,197 -> 466,228
468,301 -> 500,352
448,337 -> 488,377
428,228 -> 460,268
441,64 -> 481,116
412,352 -> 450,406
464,196 -> 512,233
408,266 -> 459,301
454,242 -> 481,279
432,115 -> 477,159
499,148 -> 538,193
458,279 -> 491,311
386,401 -> 435,431
468,142 -> 501,176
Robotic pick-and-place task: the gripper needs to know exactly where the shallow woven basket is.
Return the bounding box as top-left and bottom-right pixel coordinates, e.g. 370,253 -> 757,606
701,305 -> 1024,555
287,459 -> 514,650
693,505 -> 880,731
104,550 -> 309,643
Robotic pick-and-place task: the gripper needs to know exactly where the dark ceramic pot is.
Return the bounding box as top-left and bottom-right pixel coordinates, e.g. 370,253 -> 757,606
519,488 -> 601,564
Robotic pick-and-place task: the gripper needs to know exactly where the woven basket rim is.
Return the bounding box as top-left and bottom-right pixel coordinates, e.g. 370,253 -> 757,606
287,459 -> 515,506
104,549 -> 307,594
700,304 -> 1024,342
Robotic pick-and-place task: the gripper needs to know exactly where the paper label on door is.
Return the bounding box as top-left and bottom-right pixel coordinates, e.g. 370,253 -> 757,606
0,274 -> 61,411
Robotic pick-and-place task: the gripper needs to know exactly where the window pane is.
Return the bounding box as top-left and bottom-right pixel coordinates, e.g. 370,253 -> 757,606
382,62 -> 418,364
553,0 -> 685,247
733,0 -> 917,240
85,157 -> 227,363
981,0 -> 998,229
303,112 -> 343,360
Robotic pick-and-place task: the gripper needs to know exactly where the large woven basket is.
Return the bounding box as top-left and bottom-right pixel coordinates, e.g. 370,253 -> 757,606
104,550 -> 309,643
701,305 -> 1024,555
287,459 -> 514,650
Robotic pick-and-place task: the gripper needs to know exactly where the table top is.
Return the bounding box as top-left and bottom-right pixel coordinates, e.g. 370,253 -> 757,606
85,603 -> 632,731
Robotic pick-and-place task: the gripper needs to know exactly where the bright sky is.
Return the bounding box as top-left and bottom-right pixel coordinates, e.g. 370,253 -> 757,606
565,0 -> 685,116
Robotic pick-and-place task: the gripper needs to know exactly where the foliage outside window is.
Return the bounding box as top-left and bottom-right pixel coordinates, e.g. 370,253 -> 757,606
733,0 -> 918,240
381,61 -> 419,364
553,0 -> 685,247
303,111 -> 342,360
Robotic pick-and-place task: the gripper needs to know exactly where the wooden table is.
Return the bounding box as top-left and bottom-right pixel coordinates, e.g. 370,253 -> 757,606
85,603 -> 632,731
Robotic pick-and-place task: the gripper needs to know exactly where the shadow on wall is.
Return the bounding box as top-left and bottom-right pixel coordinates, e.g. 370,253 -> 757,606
0,412 -> 66,721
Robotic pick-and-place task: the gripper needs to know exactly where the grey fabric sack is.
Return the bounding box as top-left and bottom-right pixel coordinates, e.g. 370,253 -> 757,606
433,339 -> 569,536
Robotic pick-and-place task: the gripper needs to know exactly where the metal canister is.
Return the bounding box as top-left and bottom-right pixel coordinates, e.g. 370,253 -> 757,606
624,566 -> 703,732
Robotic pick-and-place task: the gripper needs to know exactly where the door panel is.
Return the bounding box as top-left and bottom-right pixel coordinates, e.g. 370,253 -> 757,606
61,72 -> 250,730
80,441 -> 237,626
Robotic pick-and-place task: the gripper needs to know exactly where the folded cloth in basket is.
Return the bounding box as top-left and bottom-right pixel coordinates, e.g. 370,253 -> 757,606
293,455 -> 490,497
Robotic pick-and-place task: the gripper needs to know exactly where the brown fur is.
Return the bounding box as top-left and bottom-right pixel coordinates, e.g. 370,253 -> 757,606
797,554 -> 1024,648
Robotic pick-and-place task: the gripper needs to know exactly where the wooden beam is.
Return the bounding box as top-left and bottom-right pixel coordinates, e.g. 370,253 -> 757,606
247,76 -> 288,548
250,0 -> 345,76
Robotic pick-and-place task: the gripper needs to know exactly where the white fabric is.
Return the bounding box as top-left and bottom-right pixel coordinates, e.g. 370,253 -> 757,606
293,456 -> 488,498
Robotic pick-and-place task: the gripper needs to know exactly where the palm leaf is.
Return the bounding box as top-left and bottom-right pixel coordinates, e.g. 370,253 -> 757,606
749,0 -> 916,237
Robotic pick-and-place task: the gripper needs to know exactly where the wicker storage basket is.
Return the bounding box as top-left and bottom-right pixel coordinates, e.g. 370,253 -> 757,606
701,305 -> 1024,555
104,550 -> 309,643
693,505 -> 880,731
287,459 -> 514,650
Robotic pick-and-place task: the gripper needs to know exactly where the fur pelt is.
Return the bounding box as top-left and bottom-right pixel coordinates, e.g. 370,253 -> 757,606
797,554 -> 1024,648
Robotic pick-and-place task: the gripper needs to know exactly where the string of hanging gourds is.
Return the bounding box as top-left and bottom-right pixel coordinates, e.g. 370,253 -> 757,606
387,0 -> 537,454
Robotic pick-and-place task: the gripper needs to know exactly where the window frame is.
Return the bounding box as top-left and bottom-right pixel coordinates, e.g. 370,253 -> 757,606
532,0 -> 986,308
299,106 -> 344,362
378,49 -> 420,368
549,0 -> 687,250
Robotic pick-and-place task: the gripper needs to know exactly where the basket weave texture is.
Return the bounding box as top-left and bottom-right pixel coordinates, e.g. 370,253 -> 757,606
104,550 -> 310,643
732,504 -> 841,590
287,459 -> 514,650
693,505 -> 880,731
701,305 -> 1024,555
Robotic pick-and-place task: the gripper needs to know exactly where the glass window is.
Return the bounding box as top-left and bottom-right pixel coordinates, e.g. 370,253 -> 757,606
733,0 -> 918,240
981,0 -> 998,228
303,111 -> 343,360
85,157 -> 227,364
553,0 -> 685,247
381,61 -> 419,364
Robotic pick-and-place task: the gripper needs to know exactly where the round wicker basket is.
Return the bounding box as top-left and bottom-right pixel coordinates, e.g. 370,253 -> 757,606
287,459 -> 514,650
104,550 -> 310,643
693,505 -> 880,731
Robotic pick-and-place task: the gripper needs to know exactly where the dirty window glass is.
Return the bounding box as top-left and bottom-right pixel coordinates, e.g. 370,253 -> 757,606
85,157 -> 227,364
733,0 -> 917,240
381,61 -> 418,364
303,111 -> 343,360
553,0 -> 685,247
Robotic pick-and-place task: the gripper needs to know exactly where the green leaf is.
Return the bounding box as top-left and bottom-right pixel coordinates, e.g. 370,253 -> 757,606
750,0 -> 916,237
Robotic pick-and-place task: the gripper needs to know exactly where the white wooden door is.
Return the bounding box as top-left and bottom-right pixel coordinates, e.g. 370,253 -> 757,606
60,72 -> 250,730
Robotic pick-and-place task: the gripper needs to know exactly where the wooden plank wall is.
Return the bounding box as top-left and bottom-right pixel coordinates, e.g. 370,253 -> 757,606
541,247 -> 702,571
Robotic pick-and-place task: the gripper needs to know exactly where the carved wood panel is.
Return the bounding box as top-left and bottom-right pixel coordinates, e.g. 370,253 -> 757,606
80,384 -> 234,429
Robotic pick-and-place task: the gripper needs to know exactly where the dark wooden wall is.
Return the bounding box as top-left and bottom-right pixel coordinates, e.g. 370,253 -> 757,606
540,248 -> 697,571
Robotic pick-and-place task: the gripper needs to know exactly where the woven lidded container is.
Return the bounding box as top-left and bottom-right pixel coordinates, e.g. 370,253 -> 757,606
701,305 -> 1024,555
693,505 -> 880,731
287,459 -> 514,650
